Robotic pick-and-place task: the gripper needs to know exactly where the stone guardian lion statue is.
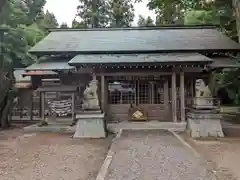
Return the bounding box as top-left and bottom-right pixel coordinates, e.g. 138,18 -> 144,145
195,79 -> 213,107
82,74 -> 100,110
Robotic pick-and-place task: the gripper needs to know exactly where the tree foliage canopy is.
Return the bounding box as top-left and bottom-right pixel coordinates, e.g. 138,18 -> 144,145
0,0 -> 58,127
0,0 -> 58,67
75,0 -> 135,27
137,15 -> 155,27
135,0 -> 240,104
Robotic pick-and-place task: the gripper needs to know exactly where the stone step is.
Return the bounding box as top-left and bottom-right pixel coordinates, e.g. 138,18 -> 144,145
75,110 -> 102,115
74,113 -> 105,138
189,109 -> 219,114
76,113 -> 104,120
187,114 -> 222,119
192,105 -> 217,110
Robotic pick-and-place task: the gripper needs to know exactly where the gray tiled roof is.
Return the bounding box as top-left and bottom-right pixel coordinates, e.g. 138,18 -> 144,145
210,58 -> 240,68
68,53 -> 212,65
26,61 -> 75,71
29,27 -> 240,53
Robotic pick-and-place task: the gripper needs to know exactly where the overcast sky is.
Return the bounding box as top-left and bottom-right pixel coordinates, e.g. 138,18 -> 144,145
44,0 -> 156,26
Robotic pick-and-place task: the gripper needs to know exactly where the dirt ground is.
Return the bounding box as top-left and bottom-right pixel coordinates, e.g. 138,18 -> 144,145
0,125 -> 113,180
181,133 -> 240,180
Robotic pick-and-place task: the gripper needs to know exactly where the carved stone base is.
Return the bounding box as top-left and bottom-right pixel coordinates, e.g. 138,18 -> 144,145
73,112 -> 106,138
187,109 -> 224,138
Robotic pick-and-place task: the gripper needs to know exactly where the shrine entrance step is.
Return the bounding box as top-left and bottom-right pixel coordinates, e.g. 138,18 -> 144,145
108,121 -> 186,134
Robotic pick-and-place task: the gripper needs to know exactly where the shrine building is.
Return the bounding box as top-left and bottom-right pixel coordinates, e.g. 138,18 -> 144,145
14,25 -> 240,126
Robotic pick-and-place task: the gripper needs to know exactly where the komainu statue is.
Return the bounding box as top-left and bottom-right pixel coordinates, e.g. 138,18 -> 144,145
194,79 -> 213,108
195,79 -> 211,97
82,74 -> 100,110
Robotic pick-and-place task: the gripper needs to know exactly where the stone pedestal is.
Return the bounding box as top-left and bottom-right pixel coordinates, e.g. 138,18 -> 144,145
73,112 -> 106,138
187,109 -> 224,138
193,98 -> 215,109
187,79 -> 224,138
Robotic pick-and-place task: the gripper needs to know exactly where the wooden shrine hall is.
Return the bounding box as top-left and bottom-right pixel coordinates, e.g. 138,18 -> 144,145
20,25 -> 240,124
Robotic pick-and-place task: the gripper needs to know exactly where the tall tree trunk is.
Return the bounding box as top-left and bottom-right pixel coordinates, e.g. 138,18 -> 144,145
0,0 -> 6,13
91,0 -> 100,27
233,0 -> 240,42
0,0 -> 14,128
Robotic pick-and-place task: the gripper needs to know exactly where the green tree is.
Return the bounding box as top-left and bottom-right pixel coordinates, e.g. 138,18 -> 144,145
36,10 -> 58,32
72,18 -> 87,28
107,0 -> 135,27
75,0 -> 135,28
22,0 -> 47,25
184,10 -> 219,25
76,0 -> 109,27
0,0 -> 57,66
0,0 -> 29,27
0,0 -> 58,128
136,0 -> 216,25
137,15 -> 154,27
0,1 -> 15,128
60,23 -> 69,28
216,0 -> 237,41
147,0 -> 185,24
0,0 -> 7,12
233,0 -> 240,42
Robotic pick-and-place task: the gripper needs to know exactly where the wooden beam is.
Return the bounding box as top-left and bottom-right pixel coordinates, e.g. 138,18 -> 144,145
181,67 -> 203,72
101,75 -> 105,112
96,72 -> 172,76
171,72 -> 177,122
180,72 -> 185,122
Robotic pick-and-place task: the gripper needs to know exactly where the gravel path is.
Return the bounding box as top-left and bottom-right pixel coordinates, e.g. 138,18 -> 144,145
0,129 -> 112,180
181,134 -> 240,180
106,130 -> 218,180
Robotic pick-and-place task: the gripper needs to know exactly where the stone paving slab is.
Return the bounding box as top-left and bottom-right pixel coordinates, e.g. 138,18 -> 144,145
105,130 -> 218,180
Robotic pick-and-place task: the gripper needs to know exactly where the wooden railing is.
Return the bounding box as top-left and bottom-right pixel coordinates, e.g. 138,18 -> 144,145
11,91 -> 81,121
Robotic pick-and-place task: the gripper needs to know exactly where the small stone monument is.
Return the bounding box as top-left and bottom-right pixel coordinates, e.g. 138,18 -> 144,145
187,79 -> 224,138
74,73 -> 106,138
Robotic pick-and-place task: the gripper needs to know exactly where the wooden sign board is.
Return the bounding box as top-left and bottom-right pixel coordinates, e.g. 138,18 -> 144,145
128,106 -> 148,121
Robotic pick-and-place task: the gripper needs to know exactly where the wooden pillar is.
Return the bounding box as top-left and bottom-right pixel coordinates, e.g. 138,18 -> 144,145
190,77 -> 195,106
30,90 -> 33,121
180,72 -> 185,122
19,90 -> 23,119
72,92 -> 75,122
39,92 -> 42,118
41,92 -> 45,121
164,78 -> 169,106
150,81 -> 154,104
135,79 -> 138,105
191,77 -> 194,98
101,75 -> 105,112
171,72 -> 177,122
